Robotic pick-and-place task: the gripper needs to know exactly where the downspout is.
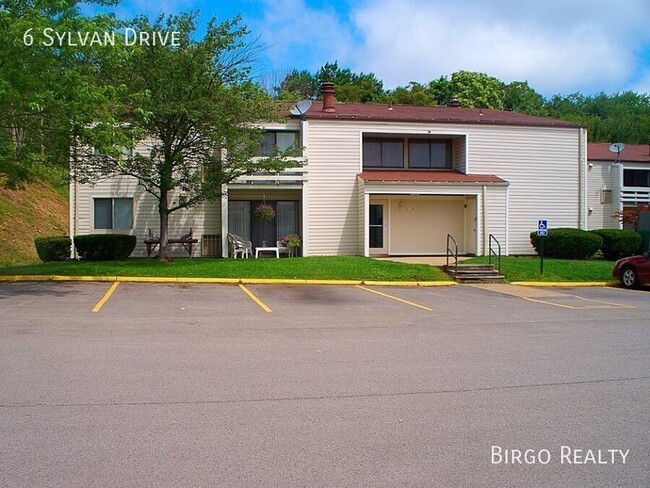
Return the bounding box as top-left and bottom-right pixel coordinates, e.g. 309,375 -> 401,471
579,127 -> 587,229
505,183 -> 510,255
482,185 -> 487,255
221,184 -> 228,258
300,118 -> 309,257
71,136 -> 79,260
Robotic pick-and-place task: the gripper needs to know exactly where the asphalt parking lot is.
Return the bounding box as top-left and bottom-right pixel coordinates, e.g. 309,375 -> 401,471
1,282 -> 649,487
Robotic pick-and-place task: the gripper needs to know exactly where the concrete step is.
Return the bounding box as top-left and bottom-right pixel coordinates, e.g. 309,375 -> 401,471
443,263 -> 504,283
454,275 -> 506,284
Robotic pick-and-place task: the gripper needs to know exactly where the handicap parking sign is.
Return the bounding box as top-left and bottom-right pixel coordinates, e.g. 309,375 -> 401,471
537,219 -> 548,236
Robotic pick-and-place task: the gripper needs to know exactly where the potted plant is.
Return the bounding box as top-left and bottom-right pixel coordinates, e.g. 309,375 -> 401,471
254,203 -> 275,220
281,234 -> 301,256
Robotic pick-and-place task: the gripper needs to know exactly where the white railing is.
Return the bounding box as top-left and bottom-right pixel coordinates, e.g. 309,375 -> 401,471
621,187 -> 650,205
233,163 -> 307,185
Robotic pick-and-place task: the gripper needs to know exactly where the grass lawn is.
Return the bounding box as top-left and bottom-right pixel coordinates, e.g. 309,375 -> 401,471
0,256 -> 451,282
464,256 -> 616,282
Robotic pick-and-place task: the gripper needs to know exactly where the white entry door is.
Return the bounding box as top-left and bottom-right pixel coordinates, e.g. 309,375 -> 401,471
369,201 -> 388,255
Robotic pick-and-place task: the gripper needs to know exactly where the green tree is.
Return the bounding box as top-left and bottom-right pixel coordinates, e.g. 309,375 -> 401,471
275,69 -> 319,101
315,61 -> 386,103
0,0 -> 124,187
389,82 -> 437,106
546,91 -> 650,143
503,81 -> 547,115
78,13 -> 295,259
449,71 -> 506,109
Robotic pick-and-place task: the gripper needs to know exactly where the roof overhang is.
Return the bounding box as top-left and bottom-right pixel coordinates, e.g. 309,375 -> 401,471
358,170 -> 508,185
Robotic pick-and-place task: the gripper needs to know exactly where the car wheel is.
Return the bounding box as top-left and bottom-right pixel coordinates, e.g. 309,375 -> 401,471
620,266 -> 639,289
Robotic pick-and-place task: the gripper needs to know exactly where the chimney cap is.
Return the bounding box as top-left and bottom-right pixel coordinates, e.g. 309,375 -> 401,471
448,97 -> 461,108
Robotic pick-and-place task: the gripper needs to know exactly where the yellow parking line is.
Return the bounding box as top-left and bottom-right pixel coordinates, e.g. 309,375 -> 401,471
239,284 -> 272,313
356,285 -> 432,311
92,282 -> 120,313
522,295 -> 634,310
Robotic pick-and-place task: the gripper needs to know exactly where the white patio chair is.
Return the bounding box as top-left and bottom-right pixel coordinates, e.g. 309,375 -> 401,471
277,240 -> 291,257
228,233 -> 252,259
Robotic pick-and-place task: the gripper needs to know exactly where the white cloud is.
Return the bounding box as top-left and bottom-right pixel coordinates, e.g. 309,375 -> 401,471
349,0 -> 650,95
252,0 -> 355,77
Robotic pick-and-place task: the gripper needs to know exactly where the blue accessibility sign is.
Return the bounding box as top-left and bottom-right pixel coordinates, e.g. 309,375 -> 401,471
537,219 -> 548,236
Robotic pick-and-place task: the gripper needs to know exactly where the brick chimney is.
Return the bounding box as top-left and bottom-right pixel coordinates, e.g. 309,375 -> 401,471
321,82 -> 335,112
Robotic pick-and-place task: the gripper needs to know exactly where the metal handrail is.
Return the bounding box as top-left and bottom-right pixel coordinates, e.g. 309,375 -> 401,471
446,234 -> 458,275
488,234 -> 501,275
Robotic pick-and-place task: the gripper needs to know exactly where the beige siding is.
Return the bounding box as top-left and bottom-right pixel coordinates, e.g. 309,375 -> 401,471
467,125 -> 581,254
307,119 -> 578,256
483,185 -> 508,255
305,121 -> 362,255
452,137 -> 467,173
72,175 -> 221,257
586,161 -> 617,229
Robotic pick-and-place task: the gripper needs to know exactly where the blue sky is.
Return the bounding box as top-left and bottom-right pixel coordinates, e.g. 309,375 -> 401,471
83,0 -> 650,97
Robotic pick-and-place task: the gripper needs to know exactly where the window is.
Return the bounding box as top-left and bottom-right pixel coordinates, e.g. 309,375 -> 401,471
623,169 -> 650,188
94,198 -> 133,229
363,136 -> 452,169
228,201 -> 251,240
228,200 -> 299,247
363,138 -> 404,168
408,140 -> 451,168
258,131 -> 299,156
93,146 -> 134,158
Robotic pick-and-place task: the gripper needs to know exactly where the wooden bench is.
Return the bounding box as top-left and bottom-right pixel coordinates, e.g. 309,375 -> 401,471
145,228 -> 199,257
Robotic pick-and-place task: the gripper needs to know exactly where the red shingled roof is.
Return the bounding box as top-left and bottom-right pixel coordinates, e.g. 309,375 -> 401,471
359,170 -> 507,184
588,143 -> 650,163
299,101 -> 582,129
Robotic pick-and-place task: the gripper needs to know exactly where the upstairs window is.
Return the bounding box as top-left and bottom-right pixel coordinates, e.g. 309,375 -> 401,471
623,169 -> 650,187
363,138 -> 403,168
363,136 -> 452,169
258,131 -> 299,156
408,140 -> 451,168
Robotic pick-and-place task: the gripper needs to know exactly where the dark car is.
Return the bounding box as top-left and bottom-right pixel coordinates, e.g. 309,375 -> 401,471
613,252 -> 650,289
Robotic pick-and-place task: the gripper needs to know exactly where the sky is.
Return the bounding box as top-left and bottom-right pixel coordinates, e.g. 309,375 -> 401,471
82,0 -> 650,97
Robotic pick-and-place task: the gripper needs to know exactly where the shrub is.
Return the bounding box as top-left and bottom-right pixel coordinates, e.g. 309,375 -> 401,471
74,234 -> 137,261
529,228 -> 602,259
34,236 -> 71,262
590,229 -> 642,260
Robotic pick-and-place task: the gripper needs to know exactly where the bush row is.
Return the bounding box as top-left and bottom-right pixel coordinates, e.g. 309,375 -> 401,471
529,228 -> 641,260
34,234 -> 137,262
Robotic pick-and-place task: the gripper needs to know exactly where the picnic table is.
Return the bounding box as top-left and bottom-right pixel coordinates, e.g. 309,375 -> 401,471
145,228 -> 198,257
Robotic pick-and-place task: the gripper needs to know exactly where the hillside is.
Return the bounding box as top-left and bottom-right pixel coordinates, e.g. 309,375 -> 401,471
0,181 -> 69,266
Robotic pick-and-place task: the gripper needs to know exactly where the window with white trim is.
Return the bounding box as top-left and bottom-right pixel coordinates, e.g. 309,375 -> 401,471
94,198 -> 133,230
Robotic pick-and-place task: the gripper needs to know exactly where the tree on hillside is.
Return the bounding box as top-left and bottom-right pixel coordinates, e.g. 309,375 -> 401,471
449,71 -> 505,109
275,69 -> 320,100
503,81 -> 547,115
0,0 -> 124,187
78,13 -> 295,259
547,91 -> 650,143
275,62 -> 386,103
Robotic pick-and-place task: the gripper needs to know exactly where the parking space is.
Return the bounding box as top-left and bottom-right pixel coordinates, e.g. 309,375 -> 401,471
1,281 -> 648,487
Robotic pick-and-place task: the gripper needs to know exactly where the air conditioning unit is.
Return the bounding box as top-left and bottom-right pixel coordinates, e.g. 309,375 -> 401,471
201,234 -> 221,257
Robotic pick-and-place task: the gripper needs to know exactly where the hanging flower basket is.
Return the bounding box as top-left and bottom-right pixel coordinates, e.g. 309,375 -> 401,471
254,203 -> 275,220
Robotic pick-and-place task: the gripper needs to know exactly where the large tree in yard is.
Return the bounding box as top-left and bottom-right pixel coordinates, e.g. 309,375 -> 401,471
0,0 -> 125,187
80,13 -> 294,259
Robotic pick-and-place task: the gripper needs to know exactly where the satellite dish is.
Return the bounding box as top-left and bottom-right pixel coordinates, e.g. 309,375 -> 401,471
608,142 -> 625,154
290,99 -> 312,116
